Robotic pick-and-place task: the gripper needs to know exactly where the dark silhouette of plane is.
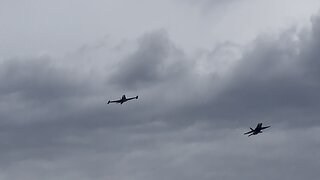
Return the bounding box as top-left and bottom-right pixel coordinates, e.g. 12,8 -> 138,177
107,95 -> 138,105
244,123 -> 270,137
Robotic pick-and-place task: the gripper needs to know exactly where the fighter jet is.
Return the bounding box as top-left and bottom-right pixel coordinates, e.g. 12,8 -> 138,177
107,95 -> 138,105
244,123 -> 270,137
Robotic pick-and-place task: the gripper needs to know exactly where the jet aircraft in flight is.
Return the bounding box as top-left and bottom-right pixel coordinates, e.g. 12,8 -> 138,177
107,95 -> 138,105
244,123 -> 270,137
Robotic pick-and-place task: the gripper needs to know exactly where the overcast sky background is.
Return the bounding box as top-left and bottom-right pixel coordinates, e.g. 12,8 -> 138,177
0,0 -> 320,180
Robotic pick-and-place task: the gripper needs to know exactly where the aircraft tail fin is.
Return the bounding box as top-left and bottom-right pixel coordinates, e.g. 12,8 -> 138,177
136,96 -> 138,99
107,100 -> 110,104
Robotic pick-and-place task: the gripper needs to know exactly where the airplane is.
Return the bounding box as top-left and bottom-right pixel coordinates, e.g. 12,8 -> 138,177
244,123 -> 270,137
107,95 -> 138,105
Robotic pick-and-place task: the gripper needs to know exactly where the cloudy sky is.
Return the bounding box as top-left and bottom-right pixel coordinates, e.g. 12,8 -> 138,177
1,0 -> 320,179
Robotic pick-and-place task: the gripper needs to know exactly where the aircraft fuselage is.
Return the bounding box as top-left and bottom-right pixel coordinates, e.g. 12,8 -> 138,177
107,95 -> 138,105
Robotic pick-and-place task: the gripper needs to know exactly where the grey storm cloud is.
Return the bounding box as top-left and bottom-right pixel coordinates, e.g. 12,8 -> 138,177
161,17 -> 320,129
0,11 -> 320,180
111,30 -> 189,89
108,14 -> 320,129
0,57 -> 88,102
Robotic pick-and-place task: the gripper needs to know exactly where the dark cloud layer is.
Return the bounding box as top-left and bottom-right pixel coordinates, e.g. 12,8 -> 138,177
106,15 -> 320,130
201,21 -> 320,127
0,12 -> 320,180
111,30 -> 189,89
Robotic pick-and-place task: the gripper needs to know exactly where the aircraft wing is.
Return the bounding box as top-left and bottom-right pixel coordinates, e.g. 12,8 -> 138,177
261,126 -> 270,130
244,130 -> 253,135
109,99 -> 122,103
